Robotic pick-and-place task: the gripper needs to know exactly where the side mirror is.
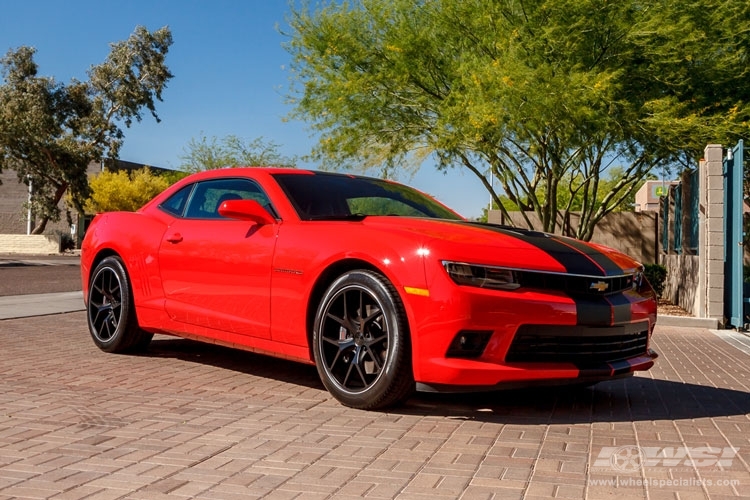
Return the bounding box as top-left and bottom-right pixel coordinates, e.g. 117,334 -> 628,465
218,199 -> 276,225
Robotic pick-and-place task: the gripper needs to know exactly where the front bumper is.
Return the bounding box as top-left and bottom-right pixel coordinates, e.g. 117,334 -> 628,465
405,273 -> 658,388
414,349 -> 658,392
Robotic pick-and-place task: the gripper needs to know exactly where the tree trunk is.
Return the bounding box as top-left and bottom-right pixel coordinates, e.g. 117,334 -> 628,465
31,217 -> 49,235
31,180 -> 68,235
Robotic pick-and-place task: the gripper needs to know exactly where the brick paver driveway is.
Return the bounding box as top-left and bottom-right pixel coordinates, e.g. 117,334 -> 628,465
1,313 -> 748,499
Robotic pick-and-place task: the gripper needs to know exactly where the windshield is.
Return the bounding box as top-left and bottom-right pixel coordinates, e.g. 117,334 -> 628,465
272,172 -> 462,221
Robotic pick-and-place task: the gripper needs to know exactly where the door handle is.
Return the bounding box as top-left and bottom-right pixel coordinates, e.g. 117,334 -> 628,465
166,233 -> 183,243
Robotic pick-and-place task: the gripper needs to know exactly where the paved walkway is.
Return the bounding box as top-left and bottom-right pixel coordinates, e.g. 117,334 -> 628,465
1,308 -> 749,498
1,254 -> 748,499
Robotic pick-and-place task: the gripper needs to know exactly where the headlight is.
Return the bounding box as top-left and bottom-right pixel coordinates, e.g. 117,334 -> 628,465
442,261 -> 521,290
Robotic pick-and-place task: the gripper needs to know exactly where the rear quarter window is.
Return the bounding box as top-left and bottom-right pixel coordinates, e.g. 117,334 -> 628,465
159,185 -> 193,217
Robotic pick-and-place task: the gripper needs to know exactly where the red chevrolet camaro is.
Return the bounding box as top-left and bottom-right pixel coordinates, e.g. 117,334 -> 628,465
81,167 -> 657,409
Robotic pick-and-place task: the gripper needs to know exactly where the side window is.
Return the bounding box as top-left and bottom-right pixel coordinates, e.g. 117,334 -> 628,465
159,184 -> 193,217
184,178 -> 274,219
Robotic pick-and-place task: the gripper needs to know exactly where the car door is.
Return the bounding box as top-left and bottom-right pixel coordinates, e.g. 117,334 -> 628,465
158,177 -> 278,338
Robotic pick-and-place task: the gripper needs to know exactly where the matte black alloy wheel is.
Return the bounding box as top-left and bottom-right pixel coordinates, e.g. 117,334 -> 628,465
87,256 -> 152,353
89,266 -> 124,344
319,285 -> 389,392
313,270 -> 413,410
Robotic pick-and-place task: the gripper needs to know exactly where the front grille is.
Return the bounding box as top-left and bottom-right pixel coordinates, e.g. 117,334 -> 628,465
506,323 -> 649,365
519,271 -> 636,296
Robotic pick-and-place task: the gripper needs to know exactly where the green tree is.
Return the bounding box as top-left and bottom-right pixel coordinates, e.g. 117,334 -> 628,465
85,167 -> 170,212
285,0 -> 750,240
179,134 -> 296,172
0,26 -> 173,233
479,168 -> 650,222
556,167 -> 655,213
160,168 -> 190,185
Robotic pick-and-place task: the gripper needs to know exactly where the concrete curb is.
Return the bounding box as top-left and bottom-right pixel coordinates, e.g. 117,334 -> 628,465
657,314 -> 720,329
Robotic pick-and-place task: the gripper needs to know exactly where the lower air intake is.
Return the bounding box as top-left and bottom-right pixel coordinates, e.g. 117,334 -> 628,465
506,323 -> 649,365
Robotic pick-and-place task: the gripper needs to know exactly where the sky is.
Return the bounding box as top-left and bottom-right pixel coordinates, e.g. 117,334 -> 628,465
0,0 -> 491,219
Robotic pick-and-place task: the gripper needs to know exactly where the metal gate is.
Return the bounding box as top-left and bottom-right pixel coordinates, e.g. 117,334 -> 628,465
724,140 -> 745,329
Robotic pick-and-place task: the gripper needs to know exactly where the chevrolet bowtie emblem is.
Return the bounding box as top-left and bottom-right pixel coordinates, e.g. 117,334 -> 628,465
590,281 -> 609,292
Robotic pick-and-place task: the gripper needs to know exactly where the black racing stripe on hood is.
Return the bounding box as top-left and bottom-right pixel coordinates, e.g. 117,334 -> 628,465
549,235 -> 624,277
454,222 -> 607,277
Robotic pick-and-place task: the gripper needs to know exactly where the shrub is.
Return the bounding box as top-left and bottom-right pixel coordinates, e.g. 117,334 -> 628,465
85,167 -> 170,213
52,230 -> 76,252
644,264 -> 667,298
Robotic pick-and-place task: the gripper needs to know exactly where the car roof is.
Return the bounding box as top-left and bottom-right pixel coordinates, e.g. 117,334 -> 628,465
183,167 -> 396,184
185,166 -> 309,178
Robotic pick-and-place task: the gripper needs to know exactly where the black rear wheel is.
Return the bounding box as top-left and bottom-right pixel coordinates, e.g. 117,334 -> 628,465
313,270 -> 413,410
87,256 -> 152,353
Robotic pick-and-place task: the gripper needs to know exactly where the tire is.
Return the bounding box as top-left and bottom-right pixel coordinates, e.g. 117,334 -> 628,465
313,270 -> 414,410
87,256 -> 152,353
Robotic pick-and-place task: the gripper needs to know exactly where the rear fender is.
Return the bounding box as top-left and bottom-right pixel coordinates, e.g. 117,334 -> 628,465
81,212 -> 169,326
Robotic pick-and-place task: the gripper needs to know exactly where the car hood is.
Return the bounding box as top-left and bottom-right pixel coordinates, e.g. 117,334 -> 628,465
361,217 -> 642,277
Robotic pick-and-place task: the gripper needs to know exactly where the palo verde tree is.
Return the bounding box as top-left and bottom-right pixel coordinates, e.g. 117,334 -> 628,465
285,0 -> 750,240
481,167 -> 653,222
179,134 -> 296,172
0,26 -> 173,233
84,167 -> 171,213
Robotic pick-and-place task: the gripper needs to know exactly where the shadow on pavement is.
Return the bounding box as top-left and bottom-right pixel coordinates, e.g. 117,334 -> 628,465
400,379 -> 750,424
146,337 -> 323,389
144,337 -> 750,423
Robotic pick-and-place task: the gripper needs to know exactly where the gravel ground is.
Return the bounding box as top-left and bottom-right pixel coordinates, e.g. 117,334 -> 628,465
657,298 -> 691,316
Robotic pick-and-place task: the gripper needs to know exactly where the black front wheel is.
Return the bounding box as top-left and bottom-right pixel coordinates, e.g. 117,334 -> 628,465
87,256 -> 152,353
313,270 -> 414,410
